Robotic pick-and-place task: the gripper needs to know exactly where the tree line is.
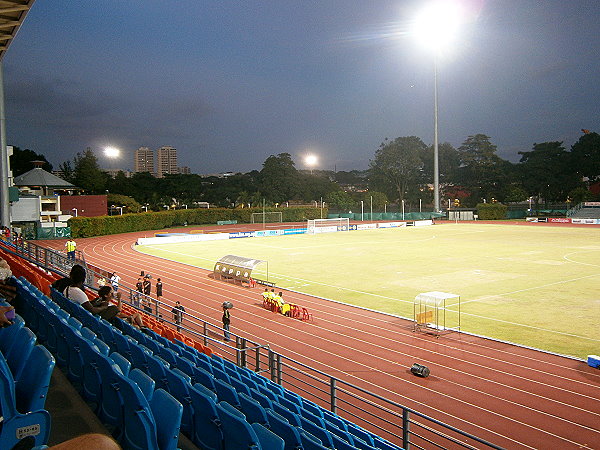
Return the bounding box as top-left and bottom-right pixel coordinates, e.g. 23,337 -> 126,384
9,130 -> 599,213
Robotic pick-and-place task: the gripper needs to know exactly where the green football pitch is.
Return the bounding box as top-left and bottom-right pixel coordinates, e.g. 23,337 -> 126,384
135,223 -> 600,359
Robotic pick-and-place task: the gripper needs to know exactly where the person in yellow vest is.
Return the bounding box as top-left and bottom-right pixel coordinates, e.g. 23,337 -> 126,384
262,288 -> 270,308
273,291 -> 284,313
280,292 -> 292,316
65,238 -> 76,261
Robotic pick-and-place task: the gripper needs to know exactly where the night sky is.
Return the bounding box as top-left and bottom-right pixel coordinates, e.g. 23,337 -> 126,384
4,1 -> 600,174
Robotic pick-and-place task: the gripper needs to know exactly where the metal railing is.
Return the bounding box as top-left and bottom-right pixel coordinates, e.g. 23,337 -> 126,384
5,238 -> 504,450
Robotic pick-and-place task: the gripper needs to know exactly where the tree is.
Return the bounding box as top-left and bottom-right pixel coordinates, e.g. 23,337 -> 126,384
9,147 -> 52,176
107,194 -> 141,213
71,147 -> 106,193
457,134 -> 509,204
570,132 -> 600,183
325,190 -> 355,211
259,153 -> 300,203
369,136 -> 426,204
518,141 -> 579,205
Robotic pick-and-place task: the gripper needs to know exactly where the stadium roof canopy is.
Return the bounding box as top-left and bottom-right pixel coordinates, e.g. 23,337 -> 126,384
0,0 -> 35,61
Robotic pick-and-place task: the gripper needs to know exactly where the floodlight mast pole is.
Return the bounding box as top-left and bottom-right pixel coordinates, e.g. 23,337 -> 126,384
433,51 -> 440,213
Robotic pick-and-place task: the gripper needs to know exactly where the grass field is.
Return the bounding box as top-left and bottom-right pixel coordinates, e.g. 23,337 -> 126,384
136,223 -> 600,359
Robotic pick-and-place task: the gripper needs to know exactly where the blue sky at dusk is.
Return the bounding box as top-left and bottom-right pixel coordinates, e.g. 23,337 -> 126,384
4,0 -> 599,174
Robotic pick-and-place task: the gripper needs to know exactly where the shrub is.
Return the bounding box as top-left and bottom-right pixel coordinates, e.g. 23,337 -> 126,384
476,203 -> 507,220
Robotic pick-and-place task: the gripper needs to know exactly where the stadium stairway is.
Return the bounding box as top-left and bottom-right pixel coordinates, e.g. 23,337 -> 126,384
6,249 -> 405,449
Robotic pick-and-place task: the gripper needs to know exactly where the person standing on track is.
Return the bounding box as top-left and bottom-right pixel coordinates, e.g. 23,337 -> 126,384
65,238 -> 77,261
222,302 -> 232,342
172,301 -> 185,332
155,278 -> 163,315
110,272 -> 120,293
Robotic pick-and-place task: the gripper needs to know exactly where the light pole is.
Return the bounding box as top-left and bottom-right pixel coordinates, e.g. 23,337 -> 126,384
361,200 -> 364,221
305,154 -> 318,175
413,2 -> 462,213
72,208 -> 78,217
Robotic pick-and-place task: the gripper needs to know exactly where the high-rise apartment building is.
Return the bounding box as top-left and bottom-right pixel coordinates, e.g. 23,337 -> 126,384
156,146 -> 178,178
134,147 -> 154,174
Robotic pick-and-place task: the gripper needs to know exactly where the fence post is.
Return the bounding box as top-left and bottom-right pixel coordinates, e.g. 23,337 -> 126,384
402,408 -> 410,449
330,378 -> 337,414
203,322 -> 208,346
240,338 -> 247,368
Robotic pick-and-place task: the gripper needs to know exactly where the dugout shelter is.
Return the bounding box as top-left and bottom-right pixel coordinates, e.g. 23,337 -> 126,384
413,291 -> 461,337
213,254 -> 269,284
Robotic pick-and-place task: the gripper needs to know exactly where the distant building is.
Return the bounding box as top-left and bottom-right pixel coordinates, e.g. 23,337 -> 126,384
179,166 -> 191,175
156,146 -> 178,178
134,146 -> 154,174
103,169 -> 132,178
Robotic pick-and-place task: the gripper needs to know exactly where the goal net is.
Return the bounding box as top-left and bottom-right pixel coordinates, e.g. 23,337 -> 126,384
251,211 -> 283,224
307,217 -> 350,234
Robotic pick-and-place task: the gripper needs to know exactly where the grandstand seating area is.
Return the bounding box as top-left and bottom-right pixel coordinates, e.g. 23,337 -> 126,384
1,246 -> 404,449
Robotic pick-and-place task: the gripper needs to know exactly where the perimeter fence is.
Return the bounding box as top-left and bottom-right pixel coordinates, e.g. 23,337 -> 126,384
7,238 -> 504,450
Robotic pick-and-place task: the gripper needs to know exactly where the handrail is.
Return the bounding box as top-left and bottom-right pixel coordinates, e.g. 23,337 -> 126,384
3,238 -> 504,449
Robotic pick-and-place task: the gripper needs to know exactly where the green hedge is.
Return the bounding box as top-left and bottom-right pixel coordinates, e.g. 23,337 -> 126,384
68,207 -> 327,238
476,203 -> 508,220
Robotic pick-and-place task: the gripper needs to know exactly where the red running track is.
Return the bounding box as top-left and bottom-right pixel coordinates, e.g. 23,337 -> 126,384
41,225 -> 600,449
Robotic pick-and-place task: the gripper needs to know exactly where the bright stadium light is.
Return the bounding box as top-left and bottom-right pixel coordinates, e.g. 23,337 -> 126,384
305,154 -> 318,174
104,146 -> 120,159
412,1 -> 464,213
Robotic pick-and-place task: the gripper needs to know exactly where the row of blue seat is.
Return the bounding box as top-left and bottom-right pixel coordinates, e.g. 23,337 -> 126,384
79,293 -> 404,450
0,298 -> 55,449
19,276 -> 403,450
16,278 -> 184,450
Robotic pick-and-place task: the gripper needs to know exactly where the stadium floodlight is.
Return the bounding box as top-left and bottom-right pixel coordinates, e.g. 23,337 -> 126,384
305,154 -> 318,174
104,146 -> 120,159
412,1 -> 464,213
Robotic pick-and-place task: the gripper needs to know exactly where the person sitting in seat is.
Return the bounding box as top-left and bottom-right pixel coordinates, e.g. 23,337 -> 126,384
95,286 -> 144,328
274,291 -> 286,314
63,265 -> 119,321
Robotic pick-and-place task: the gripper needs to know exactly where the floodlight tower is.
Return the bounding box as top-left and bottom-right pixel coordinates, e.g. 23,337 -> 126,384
305,154 -> 318,175
413,2 -> 462,212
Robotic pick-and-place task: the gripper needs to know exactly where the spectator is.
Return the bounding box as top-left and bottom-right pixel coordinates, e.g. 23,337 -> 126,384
172,301 -> 185,332
65,238 -> 77,261
273,291 -> 284,313
97,276 -> 106,287
110,272 -> 120,292
155,278 -> 163,301
143,276 -> 151,296
95,286 -> 144,328
222,302 -> 232,342
53,264 -> 85,293
64,265 -> 119,320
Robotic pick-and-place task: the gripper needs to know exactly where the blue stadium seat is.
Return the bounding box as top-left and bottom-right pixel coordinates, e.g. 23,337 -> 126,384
173,355 -> 196,380
109,351 -> 132,377
129,367 -> 156,402
214,377 -> 240,408
251,422 -> 285,450
238,391 -> 269,426
343,421 -> 377,447
229,375 -> 253,396
265,408 -> 304,450
5,325 -> 36,379
15,345 -> 55,413
299,415 -> 335,449
300,399 -> 325,418
189,364 -> 216,392
249,387 -> 275,410
216,401 -> 275,450
151,388 -> 184,450
164,367 -> 194,436
145,353 -> 170,391
0,353 -> 51,449
272,402 -> 302,427
189,383 -> 223,450
255,383 -> 279,403
278,396 -> 303,416
127,342 -> 153,372
299,429 -> 328,450
211,365 -> 232,384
